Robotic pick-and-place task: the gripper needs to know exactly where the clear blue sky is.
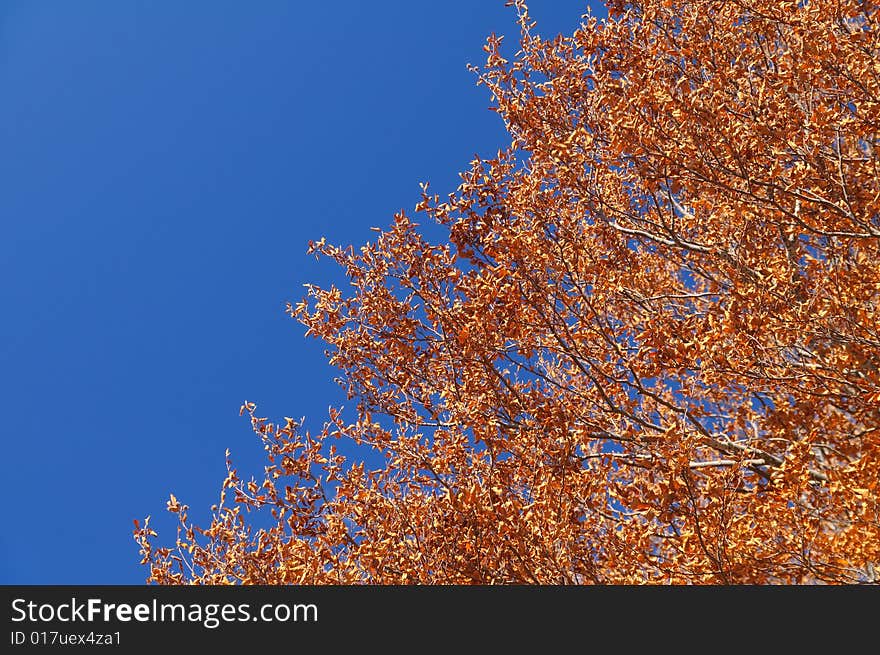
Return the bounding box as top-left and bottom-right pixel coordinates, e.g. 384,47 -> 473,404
0,1 -> 601,584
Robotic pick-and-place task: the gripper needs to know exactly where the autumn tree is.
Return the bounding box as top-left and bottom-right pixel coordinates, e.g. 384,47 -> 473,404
136,0 -> 880,584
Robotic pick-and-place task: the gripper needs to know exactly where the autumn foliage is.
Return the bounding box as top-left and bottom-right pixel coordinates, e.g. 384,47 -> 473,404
136,0 -> 880,584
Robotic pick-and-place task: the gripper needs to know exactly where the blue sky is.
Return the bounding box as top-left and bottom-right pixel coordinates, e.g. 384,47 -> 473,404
0,1 -> 600,584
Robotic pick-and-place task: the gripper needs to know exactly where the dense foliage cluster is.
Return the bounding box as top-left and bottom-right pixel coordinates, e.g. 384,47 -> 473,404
136,0 -> 879,584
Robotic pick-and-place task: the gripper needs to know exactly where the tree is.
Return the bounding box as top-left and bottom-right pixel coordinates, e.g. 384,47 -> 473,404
135,0 -> 879,584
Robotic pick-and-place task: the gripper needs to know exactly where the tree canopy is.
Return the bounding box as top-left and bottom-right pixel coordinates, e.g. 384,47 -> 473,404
136,0 -> 880,584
